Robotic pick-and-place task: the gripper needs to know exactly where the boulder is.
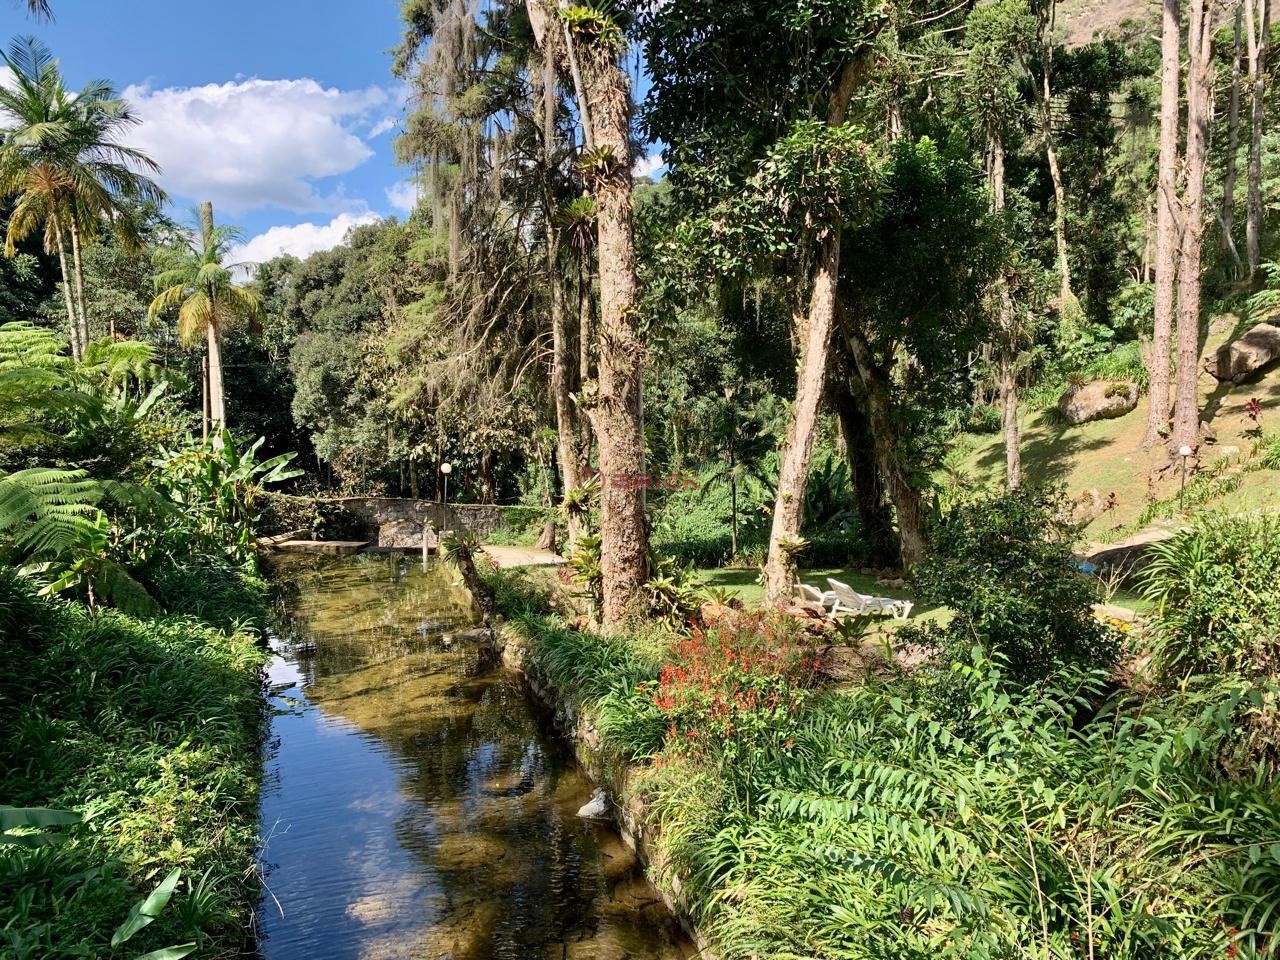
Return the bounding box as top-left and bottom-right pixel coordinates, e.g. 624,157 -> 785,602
576,788 -> 609,820
1057,380 -> 1139,426
1205,322 -> 1280,384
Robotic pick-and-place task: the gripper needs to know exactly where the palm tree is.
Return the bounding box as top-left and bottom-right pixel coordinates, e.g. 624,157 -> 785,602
148,203 -> 262,435
0,37 -> 164,359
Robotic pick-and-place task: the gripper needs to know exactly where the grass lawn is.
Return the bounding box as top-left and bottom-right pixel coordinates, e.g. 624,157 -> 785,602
699,565 -> 1153,628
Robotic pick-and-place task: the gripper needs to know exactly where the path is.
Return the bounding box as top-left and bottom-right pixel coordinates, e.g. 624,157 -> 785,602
480,545 -> 565,568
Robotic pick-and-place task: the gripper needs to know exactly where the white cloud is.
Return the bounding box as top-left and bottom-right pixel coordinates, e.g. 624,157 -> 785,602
368,116 -> 399,138
633,152 -> 665,180
385,179 -> 418,214
229,212 -> 380,272
122,78 -> 390,215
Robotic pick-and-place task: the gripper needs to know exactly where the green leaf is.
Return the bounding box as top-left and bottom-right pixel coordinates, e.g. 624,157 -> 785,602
131,945 -> 197,960
111,868 -> 182,947
0,806 -> 81,831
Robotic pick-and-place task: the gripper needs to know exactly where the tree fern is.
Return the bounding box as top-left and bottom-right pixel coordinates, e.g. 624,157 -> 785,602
0,467 -> 102,557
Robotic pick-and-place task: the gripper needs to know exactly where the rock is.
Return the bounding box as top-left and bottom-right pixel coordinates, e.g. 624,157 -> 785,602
577,788 -> 609,820
1057,380 -> 1140,426
1205,322 -> 1280,384
875,577 -> 908,589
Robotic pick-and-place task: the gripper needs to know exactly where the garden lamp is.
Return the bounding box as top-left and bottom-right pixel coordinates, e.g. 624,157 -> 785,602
1178,445 -> 1192,513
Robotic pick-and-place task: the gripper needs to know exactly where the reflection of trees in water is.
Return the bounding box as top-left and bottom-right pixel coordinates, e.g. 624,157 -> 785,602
274,554 -> 691,958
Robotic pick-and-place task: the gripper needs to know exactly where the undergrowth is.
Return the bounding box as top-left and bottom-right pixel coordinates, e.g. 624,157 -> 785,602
0,565 -> 267,960
491,500 -> 1280,960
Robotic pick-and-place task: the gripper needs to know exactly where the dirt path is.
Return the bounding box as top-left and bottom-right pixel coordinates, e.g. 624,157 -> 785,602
480,545 -> 565,568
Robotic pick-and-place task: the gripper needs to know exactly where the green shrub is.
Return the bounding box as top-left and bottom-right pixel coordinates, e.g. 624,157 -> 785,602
912,487 -> 1119,681
147,557 -> 268,632
1142,515 -> 1280,682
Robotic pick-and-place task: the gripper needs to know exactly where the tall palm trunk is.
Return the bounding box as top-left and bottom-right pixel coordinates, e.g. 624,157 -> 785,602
1246,0 -> 1270,278
573,21 -> 648,626
199,202 -> 227,438
1143,0 -> 1181,449
762,60 -> 864,606
1172,0 -> 1215,451
206,314 -> 226,433
52,219 -> 81,361
69,218 -> 90,349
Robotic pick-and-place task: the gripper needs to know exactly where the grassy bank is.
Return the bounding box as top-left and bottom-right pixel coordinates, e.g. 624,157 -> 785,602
484,507 -> 1280,959
0,565 -> 268,960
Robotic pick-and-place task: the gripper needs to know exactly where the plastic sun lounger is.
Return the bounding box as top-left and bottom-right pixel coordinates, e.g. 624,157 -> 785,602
794,582 -> 836,610
826,578 -> 914,621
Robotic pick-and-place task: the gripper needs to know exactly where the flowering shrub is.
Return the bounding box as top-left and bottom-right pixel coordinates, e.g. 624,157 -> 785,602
650,612 -> 817,769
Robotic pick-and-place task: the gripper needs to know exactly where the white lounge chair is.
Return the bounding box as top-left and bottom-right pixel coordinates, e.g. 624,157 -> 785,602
826,578 -> 914,621
794,582 -> 836,610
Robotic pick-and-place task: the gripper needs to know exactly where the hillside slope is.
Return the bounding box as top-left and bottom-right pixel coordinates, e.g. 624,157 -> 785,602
956,321 -> 1280,543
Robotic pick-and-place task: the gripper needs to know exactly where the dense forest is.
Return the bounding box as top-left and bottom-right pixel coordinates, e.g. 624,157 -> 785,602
3,0 -> 1280,956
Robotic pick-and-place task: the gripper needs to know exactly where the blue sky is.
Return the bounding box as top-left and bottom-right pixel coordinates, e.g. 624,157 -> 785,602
4,0 -> 662,266
5,0 -> 424,261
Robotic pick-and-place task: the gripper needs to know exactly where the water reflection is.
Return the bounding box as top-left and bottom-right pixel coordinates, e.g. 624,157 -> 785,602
258,553 -> 692,960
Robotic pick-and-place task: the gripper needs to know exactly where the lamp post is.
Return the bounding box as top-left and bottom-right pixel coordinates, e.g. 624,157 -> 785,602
1178,445 -> 1192,514
440,461 -> 452,509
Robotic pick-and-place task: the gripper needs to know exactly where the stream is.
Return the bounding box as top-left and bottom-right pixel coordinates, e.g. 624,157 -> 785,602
256,553 -> 693,960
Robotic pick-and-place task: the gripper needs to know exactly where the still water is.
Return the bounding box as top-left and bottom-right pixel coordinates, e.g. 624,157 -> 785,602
257,553 -> 693,960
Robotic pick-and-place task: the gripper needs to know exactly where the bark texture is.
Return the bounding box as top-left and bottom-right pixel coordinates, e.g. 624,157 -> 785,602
762,61 -> 863,606
1172,0 -> 1215,452
574,27 -> 648,626
1143,0 -> 1182,449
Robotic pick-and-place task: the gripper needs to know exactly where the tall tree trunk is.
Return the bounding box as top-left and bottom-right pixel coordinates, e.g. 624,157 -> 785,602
1172,0 -> 1215,451
989,130 -> 1022,489
829,359 -> 898,567
762,61 -> 864,606
1143,0 -> 1182,449
531,27 -> 586,550
578,260 -> 595,461
69,219 -> 90,350
840,310 -> 928,569
573,20 -> 648,626
1221,4 -> 1244,270
1246,0 -> 1269,278
1034,1 -> 1075,309
52,221 -> 81,361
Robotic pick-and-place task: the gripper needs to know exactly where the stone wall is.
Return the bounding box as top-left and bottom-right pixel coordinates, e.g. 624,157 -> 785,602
319,498 -> 544,548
